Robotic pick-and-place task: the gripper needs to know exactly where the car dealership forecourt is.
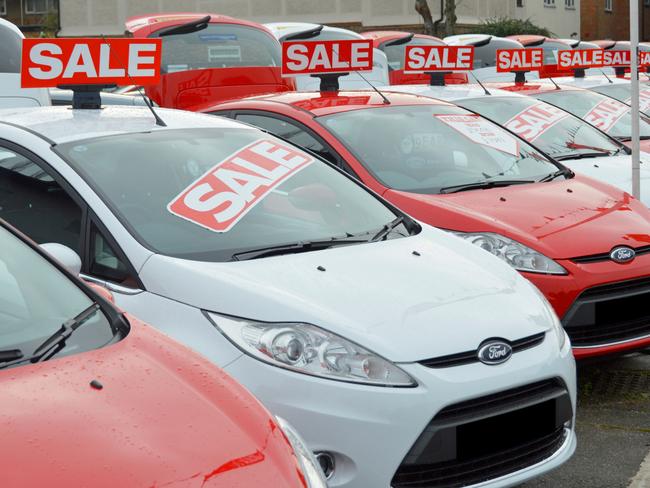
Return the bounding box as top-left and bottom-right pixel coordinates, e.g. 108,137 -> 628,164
1,11 -> 650,488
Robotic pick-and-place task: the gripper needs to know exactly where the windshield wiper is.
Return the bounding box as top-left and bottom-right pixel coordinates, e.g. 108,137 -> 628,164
439,180 -> 535,194
0,303 -> 100,369
617,135 -> 650,142
230,236 -> 370,261
538,168 -> 574,182
371,216 -> 406,242
554,152 -> 611,161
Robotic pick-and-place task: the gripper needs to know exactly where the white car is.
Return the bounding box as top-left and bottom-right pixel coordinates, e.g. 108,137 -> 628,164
0,18 -> 50,108
0,104 -> 576,488
385,83 -> 650,206
265,22 -> 390,90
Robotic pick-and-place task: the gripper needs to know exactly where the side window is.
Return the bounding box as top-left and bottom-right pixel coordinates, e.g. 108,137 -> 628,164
235,113 -> 339,165
89,222 -> 137,287
0,146 -> 83,255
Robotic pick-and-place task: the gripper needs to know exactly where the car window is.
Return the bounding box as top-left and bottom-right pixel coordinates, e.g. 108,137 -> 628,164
89,223 -> 137,287
235,113 -> 338,164
319,105 -> 560,194
472,38 -> 522,69
460,97 -> 622,159
536,41 -> 571,65
0,27 -> 21,74
0,147 -> 83,255
56,128 -> 401,262
0,226 -> 114,367
382,37 -> 444,71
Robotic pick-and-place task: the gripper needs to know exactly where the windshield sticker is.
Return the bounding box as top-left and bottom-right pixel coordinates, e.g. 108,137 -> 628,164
435,114 -> 519,156
626,89 -> 650,113
504,103 -> 569,142
168,139 -> 314,233
199,34 -> 238,42
584,99 -> 628,133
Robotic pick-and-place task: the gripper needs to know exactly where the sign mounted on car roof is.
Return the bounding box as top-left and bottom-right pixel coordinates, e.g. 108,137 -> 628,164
21,38 -> 161,88
404,46 -> 474,73
496,48 -> 543,72
557,49 -> 605,70
602,49 -> 631,68
281,39 -> 373,76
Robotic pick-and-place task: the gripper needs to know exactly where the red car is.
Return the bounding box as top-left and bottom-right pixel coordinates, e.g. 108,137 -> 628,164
125,12 -> 295,110
206,90 -> 650,359
362,30 -> 467,85
0,220 -> 325,487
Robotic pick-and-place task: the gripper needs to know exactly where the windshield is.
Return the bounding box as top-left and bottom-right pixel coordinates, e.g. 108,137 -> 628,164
56,128 -> 401,262
319,105 -> 560,194
0,226 -> 114,366
155,24 -> 281,74
533,89 -> 650,139
473,39 -> 521,69
0,26 -> 21,74
535,41 -> 571,65
460,96 -> 622,159
382,36 -> 444,71
590,83 -> 650,115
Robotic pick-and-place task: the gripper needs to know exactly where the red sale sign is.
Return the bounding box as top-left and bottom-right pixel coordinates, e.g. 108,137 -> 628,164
281,39 -> 373,76
602,49 -> 631,67
639,51 -> 650,68
404,46 -> 474,73
21,38 -> 161,88
168,139 -> 314,233
584,99 -> 628,132
557,49 -> 604,70
504,103 -> 569,141
496,48 -> 543,72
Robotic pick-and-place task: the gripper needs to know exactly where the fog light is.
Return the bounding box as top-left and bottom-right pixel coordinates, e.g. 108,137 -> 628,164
314,451 -> 335,480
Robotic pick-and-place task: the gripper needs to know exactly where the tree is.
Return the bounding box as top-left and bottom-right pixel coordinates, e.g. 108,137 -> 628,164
478,17 -> 554,38
443,0 -> 457,37
415,0 -> 436,36
415,0 -> 457,37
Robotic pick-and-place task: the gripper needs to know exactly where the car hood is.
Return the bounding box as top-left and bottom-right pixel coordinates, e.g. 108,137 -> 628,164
141,226 -> 554,363
384,175 -> 650,260
559,153 -> 650,207
0,320 -> 303,488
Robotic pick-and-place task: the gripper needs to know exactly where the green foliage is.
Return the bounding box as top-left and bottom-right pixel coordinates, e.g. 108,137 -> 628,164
477,17 -> 555,38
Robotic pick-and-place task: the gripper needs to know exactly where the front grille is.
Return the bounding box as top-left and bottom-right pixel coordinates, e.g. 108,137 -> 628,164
391,379 -> 572,488
418,332 -> 545,369
571,245 -> 650,264
563,277 -> 650,347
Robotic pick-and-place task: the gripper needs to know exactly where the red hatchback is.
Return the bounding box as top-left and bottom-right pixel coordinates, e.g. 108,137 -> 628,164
0,220 -> 324,487
208,90 -> 650,359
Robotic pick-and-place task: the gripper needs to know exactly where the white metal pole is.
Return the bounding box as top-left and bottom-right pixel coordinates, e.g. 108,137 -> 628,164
631,0 -> 641,199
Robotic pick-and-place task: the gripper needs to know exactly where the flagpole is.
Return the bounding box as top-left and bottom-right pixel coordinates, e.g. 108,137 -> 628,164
631,0 -> 641,199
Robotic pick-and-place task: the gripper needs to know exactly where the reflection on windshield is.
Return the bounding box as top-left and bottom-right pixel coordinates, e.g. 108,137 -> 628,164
319,105 -> 559,194
56,128 -> 399,262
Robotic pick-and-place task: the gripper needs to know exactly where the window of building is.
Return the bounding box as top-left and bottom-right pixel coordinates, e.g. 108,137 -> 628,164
645,0 -> 650,7
544,0 -> 556,7
565,0 -> 575,8
24,0 -> 56,15
605,0 -> 613,11
0,0 -> 6,16
517,0 -> 524,7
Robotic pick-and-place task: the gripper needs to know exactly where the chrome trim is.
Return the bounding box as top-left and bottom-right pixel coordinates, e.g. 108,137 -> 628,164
572,333 -> 650,349
80,273 -> 143,295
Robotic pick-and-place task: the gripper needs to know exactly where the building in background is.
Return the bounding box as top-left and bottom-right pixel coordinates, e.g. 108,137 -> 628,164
581,0 -> 650,41
514,0 -> 581,38
0,0 -> 58,34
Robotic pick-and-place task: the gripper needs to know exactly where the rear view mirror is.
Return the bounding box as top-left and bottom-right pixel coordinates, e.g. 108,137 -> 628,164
40,243 -> 82,276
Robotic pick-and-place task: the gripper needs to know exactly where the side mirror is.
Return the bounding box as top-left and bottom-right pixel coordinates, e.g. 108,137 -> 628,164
40,243 -> 82,276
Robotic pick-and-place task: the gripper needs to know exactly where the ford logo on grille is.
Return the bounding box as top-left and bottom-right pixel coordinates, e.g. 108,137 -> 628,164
477,340 -> 512,365
610,246 -> 636,264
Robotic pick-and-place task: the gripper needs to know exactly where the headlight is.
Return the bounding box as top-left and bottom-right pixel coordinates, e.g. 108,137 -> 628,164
276,417 -> 328,488
452,231 -> 567,275
529,282 -> 569,350
206,313 -> 416,387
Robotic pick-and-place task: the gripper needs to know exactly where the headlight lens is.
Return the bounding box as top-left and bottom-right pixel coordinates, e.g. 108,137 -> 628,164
276,417 -> 328,488
452,231 -> 567,275
207,313 -> 416,387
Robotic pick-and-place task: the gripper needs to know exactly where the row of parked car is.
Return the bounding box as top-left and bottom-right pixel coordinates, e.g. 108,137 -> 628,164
1,12 -> 649,488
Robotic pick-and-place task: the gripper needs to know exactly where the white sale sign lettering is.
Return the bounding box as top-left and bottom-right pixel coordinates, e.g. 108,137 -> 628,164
504,103 -> 569,141
584,99 -> 629,132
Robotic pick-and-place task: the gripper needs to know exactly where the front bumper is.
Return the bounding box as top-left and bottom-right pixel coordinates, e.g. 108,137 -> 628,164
224,330 -> 576,488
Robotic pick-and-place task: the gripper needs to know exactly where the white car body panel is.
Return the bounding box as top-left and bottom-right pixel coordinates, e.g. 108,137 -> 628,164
0,106 -> 576,488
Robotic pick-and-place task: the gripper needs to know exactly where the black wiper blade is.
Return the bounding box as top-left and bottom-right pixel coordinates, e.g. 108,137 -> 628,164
439,180 -> 535,194
231,236 -> 369,261
156,15 -> 211,37
554,152 -> 610,161
538,168 -> 574,182
371,216 -> 405,242
0,349 -> 23,363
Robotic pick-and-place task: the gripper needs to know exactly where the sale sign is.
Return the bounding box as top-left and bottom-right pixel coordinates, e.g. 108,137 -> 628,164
436,114 -> 519,156
21,38 -> 161,88
557,49 -> 604,71
404,46 -> 474,73
584,99 -> 629,132
602,49 -> 631,67
639,51 -> 650,68
504,103 -> 569,141
496,48 -> 543,72
281,39 -> 373,76
168,140 -> 314,233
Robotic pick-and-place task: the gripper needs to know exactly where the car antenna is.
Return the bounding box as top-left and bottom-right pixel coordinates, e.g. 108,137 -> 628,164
352,69 -> 391,105
100,35 -> 167,127
600,69 -> 614,83
470,71 -> 491,95
547,76 -> 561,90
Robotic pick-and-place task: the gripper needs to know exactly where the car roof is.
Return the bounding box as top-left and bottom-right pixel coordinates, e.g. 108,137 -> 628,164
212,90 -> 452,116
384,84 -> 527,102
0,106 -> 246,144
549,75 -> 630,89
362,30 -> 444,44
486,81 -> 587,95
0,17 -> 24,38
125,12 -> 275,37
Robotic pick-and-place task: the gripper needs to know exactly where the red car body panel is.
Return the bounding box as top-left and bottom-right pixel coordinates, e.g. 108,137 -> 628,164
126,12 -> 295,110
207,90 -> 650,357
1,316 -> 306,487
362,31 -> 468,85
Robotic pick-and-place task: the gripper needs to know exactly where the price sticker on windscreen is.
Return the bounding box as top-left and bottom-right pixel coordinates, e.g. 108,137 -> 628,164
168,139 -> 314,233
282,39 -> 373,76
496,48 -> 543,73
557,49 -> 604,71
404,46 -> 474,73
602,49 -> 631,67
504,103 -> 569,142
436,114 -> 519,156
21,38 -> 161,88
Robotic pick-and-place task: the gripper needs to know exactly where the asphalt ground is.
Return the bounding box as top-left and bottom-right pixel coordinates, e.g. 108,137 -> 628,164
523,351 -> 650,488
